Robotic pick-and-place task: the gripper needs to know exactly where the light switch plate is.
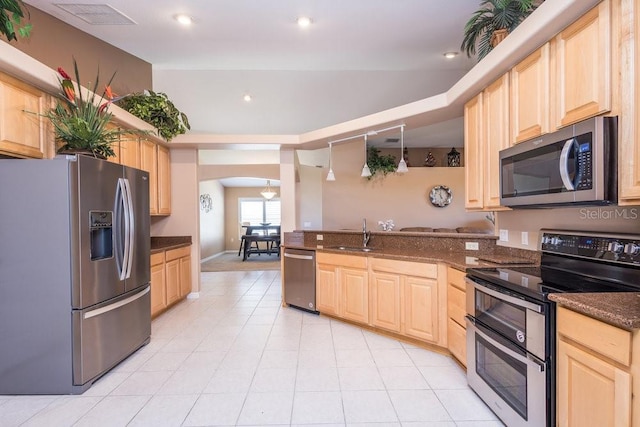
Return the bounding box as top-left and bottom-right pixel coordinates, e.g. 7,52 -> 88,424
316,234 -> 323,241
499,229 -> 509,242
521,232 -> 529,245
303,221 -> 311,228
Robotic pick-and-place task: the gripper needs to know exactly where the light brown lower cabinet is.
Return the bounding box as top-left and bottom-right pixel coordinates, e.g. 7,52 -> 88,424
556,306 -> 632,427
150,245 -> 192,318
446,266 -> 467,366
317,254 -> 446,347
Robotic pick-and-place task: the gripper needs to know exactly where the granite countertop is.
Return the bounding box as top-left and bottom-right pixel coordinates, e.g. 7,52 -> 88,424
151,236 -> 192,254
549,293 -> 640,330
282,243 -> 533,271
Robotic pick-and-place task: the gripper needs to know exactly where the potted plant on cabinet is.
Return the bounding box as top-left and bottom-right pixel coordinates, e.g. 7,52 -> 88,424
116,90 -> 190,141
46,60 -> 144,159
366,146 -> 397,180
0,0 -> 31,41
461,0 -> 537,61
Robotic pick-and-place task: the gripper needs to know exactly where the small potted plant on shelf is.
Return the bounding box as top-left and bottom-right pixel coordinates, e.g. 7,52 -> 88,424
116,90 -> 190,141
0,0 -> 31,42
461,0 -> 537,61
366,146 -> 397,180
46,60 -> 144,159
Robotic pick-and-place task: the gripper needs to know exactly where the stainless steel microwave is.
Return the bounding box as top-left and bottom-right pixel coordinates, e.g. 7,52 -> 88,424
499,116 -> 617,208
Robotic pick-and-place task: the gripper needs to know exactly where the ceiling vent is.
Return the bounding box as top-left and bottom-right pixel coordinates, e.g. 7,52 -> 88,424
384,138 -> 400,143
54,4 -> 137,25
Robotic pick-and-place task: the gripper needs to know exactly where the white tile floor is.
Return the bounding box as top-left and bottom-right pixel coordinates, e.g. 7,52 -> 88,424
0,270 -> 504,426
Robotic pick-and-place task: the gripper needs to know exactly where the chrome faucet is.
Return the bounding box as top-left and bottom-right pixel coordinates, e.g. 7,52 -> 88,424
363,218 -> 371,247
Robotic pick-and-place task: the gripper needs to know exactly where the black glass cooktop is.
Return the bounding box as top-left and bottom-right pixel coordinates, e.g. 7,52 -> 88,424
467,261 -> 640,302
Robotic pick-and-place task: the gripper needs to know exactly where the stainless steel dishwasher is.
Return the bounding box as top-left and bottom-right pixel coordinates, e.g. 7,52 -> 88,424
283,248 -> 317,312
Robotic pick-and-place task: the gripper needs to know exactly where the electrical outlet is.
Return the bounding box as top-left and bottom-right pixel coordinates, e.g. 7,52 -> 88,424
521,232 -> 529,246
316,234 -> 323,241
499,229 -> 509,242
465,241 -> 479,250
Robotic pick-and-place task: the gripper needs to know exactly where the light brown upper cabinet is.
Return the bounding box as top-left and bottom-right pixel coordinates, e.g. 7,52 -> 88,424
140,139 -> 158,215
553,0 -> 611,128
119,133 -> 140,169
0,72 -> 48,159
483,74 -> 511,210
619,0 -> 640,205
464,92 -> 484,210
157,145 -> 171,215
511,44 -> 550,144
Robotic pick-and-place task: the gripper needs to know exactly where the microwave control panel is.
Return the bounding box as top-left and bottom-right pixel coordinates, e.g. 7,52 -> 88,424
575,135 -> 592,190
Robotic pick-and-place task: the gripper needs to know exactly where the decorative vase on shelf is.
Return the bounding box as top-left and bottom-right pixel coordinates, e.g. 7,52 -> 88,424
424,151 -> 437,167
447,147 -> 461,167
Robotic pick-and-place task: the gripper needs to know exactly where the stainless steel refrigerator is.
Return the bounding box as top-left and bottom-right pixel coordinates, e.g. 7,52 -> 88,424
0,155 -> 151,394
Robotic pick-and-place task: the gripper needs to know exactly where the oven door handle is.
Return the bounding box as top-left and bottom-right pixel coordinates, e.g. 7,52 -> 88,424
465,277 -> 543,313
466,316 -> 546,373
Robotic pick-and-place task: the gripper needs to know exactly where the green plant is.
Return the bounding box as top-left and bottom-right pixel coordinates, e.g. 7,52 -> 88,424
461,0 -> 536,61
116,91 -> 190,141
0,0 -> 31,41
46,60 -> 145,159
366,146 -> 397,180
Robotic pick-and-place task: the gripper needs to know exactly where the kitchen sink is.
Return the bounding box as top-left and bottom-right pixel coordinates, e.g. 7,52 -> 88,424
331,246 -> 374,252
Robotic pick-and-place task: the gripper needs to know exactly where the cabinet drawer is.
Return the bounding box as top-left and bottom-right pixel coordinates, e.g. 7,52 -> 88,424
166,246 -> 190,262
150,252 -> 164,266
371,258 -> 438,279
447,284 -> 466,326
447,266 -> 466,291
317,252 -> 367,269
447,318 -> 467,367
557,306 -> 631,366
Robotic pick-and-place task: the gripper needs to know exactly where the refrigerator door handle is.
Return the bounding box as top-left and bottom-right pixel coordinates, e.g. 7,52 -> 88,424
83,286 -> 150,319
122,178 -> 135,279
115,178 -> 127,280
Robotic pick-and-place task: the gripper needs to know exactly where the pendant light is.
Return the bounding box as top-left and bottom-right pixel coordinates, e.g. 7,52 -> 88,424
260,180 -> 277,200
396,125 -> 408,174
326,142 -> 336,181
361,135 -> 371,178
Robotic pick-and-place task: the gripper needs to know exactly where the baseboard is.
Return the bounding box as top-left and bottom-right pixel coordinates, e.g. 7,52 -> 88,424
200,251 -> 230,263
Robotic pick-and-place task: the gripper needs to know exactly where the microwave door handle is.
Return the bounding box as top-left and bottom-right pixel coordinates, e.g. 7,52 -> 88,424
466,317 -> 546,373
559,138 -> 576,190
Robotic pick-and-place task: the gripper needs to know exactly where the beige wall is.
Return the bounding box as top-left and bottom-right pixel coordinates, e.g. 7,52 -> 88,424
199,180 -> 225,260
320,141 -> 489,231
223,187 -> 281,251
7,7 -> 151,95
496,206 -> 640,250
297,165 -> 324,230
151,148 -> 200,293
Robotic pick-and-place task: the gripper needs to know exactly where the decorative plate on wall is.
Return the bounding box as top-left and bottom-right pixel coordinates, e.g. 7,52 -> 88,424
429,185 -> 452,207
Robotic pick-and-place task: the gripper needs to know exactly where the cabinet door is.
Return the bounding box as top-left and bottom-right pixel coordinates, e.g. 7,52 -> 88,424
316,264 -> 339,315
179,255 -> 192,298
165,258 -> 180,306
140,139 -> 158,215
464,92 -> 484,210
402,276 -> 438,343
105,123 -> 121,164
554,0 -> 611,128
620,2 -> 640,204
341,267 -> 368,324
150,262 -> 166,317
0,72 -> 47,159
511,44 -> 550,144
557,339 -> 631,427
483,74 -> 510,209
119,134 -> 140,169
157,145 -> 171,215
447,318 -> 466,367
370,271 -> 401,332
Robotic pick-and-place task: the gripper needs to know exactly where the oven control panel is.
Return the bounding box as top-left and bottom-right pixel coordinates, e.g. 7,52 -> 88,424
540,230 -> 640,264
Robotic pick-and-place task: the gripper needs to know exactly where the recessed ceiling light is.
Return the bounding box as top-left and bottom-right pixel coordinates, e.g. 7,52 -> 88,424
243,94 -> 252,102
443,51 -> 459,59
297,16 -> 312,28
175,14 -> 193,25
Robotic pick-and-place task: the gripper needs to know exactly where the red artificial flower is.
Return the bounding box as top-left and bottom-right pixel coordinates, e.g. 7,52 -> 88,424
104,85 -> 115,100
61,79 -> 75,103
57,67 -> 71,80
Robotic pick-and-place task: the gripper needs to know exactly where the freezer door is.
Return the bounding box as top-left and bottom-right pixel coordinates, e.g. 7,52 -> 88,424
73,286 -> 151,386
123,166 -> 150,292
74,156 -> 126,309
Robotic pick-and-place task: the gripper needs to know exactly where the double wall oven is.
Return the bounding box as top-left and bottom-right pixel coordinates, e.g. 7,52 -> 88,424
466,229 -> 640,427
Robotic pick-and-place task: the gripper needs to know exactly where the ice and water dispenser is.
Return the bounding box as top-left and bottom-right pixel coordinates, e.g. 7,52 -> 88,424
89,211 -> 113,261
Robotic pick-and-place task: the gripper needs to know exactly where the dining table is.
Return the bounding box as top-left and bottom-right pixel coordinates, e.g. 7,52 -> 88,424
240,224 -> 281,261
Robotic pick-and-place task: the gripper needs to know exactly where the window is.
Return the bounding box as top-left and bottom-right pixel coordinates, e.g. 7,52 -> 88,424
239,198 -> 281,225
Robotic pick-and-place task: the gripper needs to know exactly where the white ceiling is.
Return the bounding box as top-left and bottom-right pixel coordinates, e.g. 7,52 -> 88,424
24,1 -> 479,147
